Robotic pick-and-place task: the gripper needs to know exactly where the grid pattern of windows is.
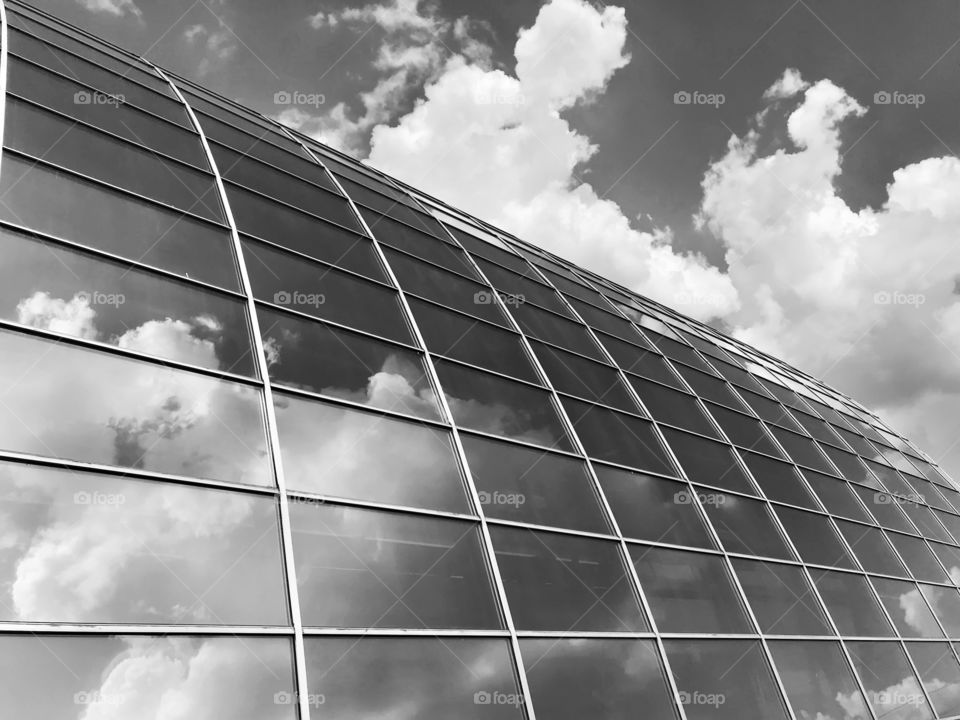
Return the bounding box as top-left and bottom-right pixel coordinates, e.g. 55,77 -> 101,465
4,3 -> 960,718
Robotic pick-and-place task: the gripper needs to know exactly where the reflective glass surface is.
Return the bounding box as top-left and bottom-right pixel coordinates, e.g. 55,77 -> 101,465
846,641 -> 936,720
531,340 -> 638,411
706,402 -> 784,456
811,569 -> 895,636
630,377 -> 720,438
768,641 -> 870,720
742,451 -> 818,508
733,558 -> 833,635
872,577 -> 943,638
661,428 -> 755,494
905,642 -> 960,717
835,520 -> 908,576
275,390 -> 468,510
703,494 -> 795,560
509,302 -> 605,361
775,507 -> 857,568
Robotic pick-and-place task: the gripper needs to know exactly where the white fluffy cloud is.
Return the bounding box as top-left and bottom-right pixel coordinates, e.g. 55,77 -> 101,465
183,22 -> 237,76
75,0 -> 142,19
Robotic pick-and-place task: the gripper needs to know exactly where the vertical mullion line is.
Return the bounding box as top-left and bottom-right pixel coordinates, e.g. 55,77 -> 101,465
270,125 -> 538,720
0,0 -> 8,175
399,198 -> 691,720
149,68 -> 311,720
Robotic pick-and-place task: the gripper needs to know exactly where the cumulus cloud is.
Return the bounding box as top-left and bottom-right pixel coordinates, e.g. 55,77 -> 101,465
183,22 -> 237,75
75,0 -> 142,19
700,68 -> 960,479
17,291 -> 98,340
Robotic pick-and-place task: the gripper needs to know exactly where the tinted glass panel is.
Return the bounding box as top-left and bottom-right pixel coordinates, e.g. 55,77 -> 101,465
0,463 -> 287,625
706,403 -> 784,456
408,298 -> 539,383
227,183 -> 384,281
633,547 -> 751,633
905,642 -> 960,718
477,258 -> 573,317
645,333 -> 712,372
664,640 -> 790,720
661,428 -> 755,494
0,329 -> 272,485
902,503 -> 955,544
436,360 -> 572,451
520,639 -> 679,720
889,533 -> 950,583
0,154 -> 239,290
630,378 -> 720,438
776,507 -> 856,568
846,641 -> 936,720
804,469 -> 872,521
598,333 -> 685,389
242,238 -> 411,343
259,307 -> 439,419
919,584 -> 960,637
811,569 -> 894,636
461,433 -> 608,533
733,558 -> 832,635
1,227 -> 255,375
564,398 -> 675,475
932,543 -> 960,586
305,637 -> 524,720
742,452 -> 817,508
872,577 -> 943,638
0,634 -> 296,719
6,99 -> 223,221
275,392 -> 469,512
361,207 -> 480,278
825,445 -> 882,488
675,365 -> 746,410
704,494 -> 795,560
768,641 -> 870,720
531,341 -> 638,412
510,302 -> 605,361
291,502 -> 500,628
854,485 -> 917,533
769,426 -> 835,473
491,526 -> 647,631
597,466 -> 715,548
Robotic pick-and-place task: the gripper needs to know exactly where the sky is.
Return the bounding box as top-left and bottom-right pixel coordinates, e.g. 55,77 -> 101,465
26,0 -> 960,480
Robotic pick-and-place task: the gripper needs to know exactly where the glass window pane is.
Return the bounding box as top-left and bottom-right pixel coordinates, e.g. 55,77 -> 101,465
275,392 -> 469,512
835,520 -> 908,576
597,466 -> 716,549
742,452 -> 818,509
633,547 -> 751,633
520,639 -> 679,720
768,640 -> 870,720
0,329 -> 272,485
804,470 -> 872,521
932,543 -> 960,585
790,409 -> 847,447
598,333 -> 686,390
872,577 -> 943,638
258,306 -> 439,420
918,584 -> 960,637
662,428 -> 755,494
854,485 -> 918,534
935,510 -> 960,543
461,433 -> 608,533
0,635 -> 297,720
531,340 -> 638,412
477,258 -> 574,318
706,403 -> 785,456
342,178 -> 439,233
905,642 -> 960,718
8,57 -> 207,169
563,398 -> 675,475
739,389 -> 802,429
291,502 -> 500,629
645,333 -> 712,373
226,183 -> 384,281
385,248 -> 510,326
902,502 -> 955,544
305,637 -> 523,719
567,297 -> 643,345
242,238 -> 412,343
810,569 -> 894,636
769,426 -> 835,473
889,533 -> 950,583
0,154 -> 239,290
775,507 -> 857,569
408,298 -> 539,383
846,641 -> 935,720
491,526 -> 647,632
664,640 -> 790,720
675,365 -> 747,411
0,227 -> 256,376
824,445 -> 882,488
436,360 -> 573,451
6,99 -> 223,222
733,558 -> 832,635
0,463 -> 287,625
509,302 -> 606,361
629,377 -> 720,438
703,494 -> 795,560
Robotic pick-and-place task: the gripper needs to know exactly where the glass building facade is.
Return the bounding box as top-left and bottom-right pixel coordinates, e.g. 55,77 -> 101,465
1,2 -> 960,718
